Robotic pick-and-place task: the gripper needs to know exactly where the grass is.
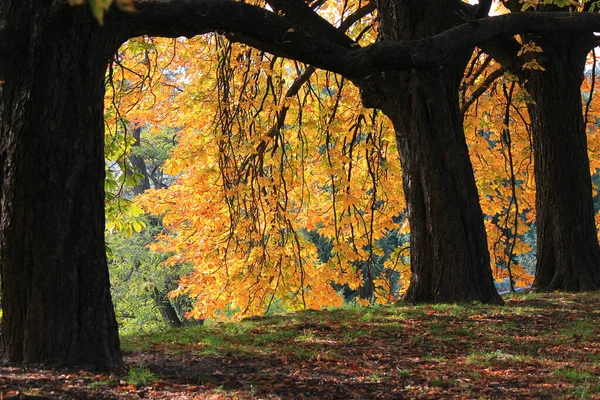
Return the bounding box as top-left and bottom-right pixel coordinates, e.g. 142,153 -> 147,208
121,319 -> 300,356
88,380 -> 117,390
282,344 -> 316,359
366,372 -> 390,382
553,366 -> 595,383
127,365 -> 158,386
113,292 -> 600,399
396,368 -> 411,378
429,378 -> 457,388
557,319 -> 597,340
423,355 -> 448,363
553,367 -> 600,397
571,383 -> 600,398
465,350 -> 535,367
295,329 -> 317,342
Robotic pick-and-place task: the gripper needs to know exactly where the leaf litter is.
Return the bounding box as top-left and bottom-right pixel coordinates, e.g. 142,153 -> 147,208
1,292 -> 600,399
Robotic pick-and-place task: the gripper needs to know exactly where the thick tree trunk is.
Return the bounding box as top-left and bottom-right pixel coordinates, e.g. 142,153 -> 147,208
362,0 -> 502,303
523,34 -> 600,291
386,70 -> 501,304
0,2 -> 123,368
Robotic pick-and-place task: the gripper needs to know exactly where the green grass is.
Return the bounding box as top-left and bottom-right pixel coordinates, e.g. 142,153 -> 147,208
571,383 -> 600,398
127,365 -> 158,386
282,345 -> 316,359
115,292 -> 600,399
423,355 -> 448,363
509,340 -> 543,356
557,319 -> 597,340
366,372 -> 390,382
429,378 -> 457,388
553,367 -> 595,383
396,368 -> 411,378
465,350 -> 535,367
410,334 -> 424,346
342,328 -> 370,342
88,380 -> 117,390
453,327 -> 475,337
121,319 -> 299,356
359,310 -> 376,322
295,329 -> 317,342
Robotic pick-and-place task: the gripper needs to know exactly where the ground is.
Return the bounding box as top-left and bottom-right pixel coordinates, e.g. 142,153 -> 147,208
1,292 -> 600,399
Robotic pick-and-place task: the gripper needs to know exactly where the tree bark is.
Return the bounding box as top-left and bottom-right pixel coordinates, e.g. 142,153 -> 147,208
129,127 -> 152,196
151,288 -> 183,328
361,0 -> 502,303
522,33 -> 600,291
0,1 -> 123,368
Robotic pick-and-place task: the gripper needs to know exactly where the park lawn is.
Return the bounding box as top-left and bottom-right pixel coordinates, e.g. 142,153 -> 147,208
1,292 -> 600,399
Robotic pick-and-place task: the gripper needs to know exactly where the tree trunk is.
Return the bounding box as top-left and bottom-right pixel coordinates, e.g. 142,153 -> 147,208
128,135 -> 184,328
523,33 -> 600,291
129,127 -> 152,196
361,0 -> 502,303
151,288 -> 183,328
0,2 -> 123,368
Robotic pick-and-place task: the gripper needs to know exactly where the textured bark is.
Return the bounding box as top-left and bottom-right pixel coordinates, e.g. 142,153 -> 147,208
0,1 -> 123,368
362,0 -> 502,304
522,33 -> 600,291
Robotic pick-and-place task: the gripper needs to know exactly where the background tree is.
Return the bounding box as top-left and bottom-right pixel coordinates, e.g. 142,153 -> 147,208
485,0 -> 600,290
135,32 -> 405,319
524,32 -> 600,291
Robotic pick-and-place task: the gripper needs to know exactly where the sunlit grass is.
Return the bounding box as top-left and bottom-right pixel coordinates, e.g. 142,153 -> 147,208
117,292 -> 600,398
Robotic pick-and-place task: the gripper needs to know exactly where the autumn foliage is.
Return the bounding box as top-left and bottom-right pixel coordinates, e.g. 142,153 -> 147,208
104,2 -> 600,320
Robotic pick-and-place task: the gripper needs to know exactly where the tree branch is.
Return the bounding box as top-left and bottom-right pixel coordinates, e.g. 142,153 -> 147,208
109,3 -> 600,79
475,0 -> 493,18
265,0 -> 355,48
460,66 -> 505,117
339,1 -> 377,34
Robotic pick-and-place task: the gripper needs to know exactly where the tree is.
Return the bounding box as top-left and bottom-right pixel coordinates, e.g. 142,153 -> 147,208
0,1 -> 124,368
4,0 -> 600,368
364,0 -> 502,303
524,33 -> 600,291
487,1 -> 600,291
132,0 -> 501,309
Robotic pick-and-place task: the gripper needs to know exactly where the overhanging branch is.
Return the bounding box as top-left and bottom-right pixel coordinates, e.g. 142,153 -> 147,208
266,0 -> 355,48
109,2 -> 600,78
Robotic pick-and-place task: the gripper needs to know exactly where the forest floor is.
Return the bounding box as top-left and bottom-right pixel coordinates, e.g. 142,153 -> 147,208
1,292 -> 600,399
